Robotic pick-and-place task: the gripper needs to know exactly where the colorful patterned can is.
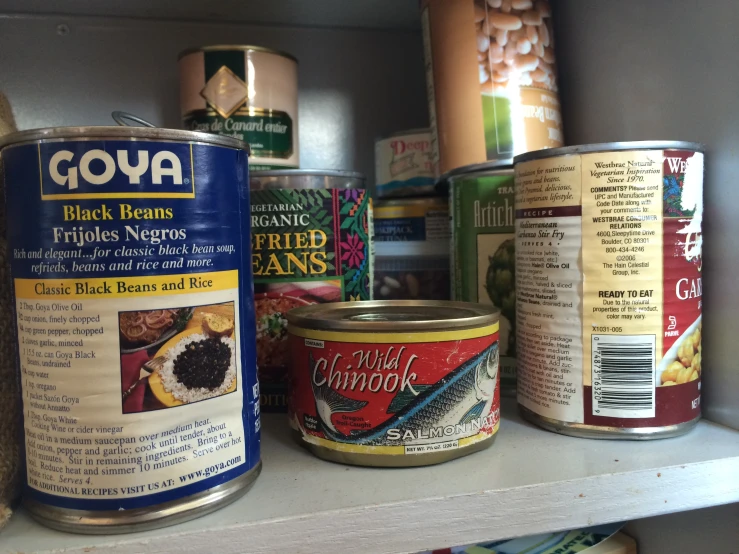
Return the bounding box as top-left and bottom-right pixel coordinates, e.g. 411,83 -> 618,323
445,161 -> 516,395
375,129 -> 436,198
287,301 -> 500,466
179,45 -> 299,170
249,170 -> 373,412
513,141 -> 704,438
421,0 -> 564,176
0,126 -> 260,532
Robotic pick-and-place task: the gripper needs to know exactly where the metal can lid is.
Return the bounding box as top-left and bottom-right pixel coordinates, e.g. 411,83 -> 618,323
0,126 -> 250,152
379,128 -> 431,140
287,300 -> 499,332
513,140 -> 706,164
178,44 -> 298,63
375,196 -> 448,210
440,159 -> 514,181
250,169 -> 366,190
251,169 -> 364,180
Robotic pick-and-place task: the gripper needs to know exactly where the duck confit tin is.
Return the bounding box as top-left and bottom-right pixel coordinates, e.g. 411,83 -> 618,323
287,300 -> 500,466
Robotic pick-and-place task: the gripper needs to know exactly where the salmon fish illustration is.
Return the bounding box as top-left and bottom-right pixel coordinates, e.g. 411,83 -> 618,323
310,342 -> 499,445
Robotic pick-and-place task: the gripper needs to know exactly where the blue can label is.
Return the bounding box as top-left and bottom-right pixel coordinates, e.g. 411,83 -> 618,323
374,199 -> 450,243
2,138 -> 259,511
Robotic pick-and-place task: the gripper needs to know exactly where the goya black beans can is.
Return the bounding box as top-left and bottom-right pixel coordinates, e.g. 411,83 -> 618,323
0,126 -> 261,533
288,300 -> 500,467
249,169 -> 373,412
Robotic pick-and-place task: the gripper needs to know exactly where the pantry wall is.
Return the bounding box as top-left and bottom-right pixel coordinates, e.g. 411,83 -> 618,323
0,0 -> 737,552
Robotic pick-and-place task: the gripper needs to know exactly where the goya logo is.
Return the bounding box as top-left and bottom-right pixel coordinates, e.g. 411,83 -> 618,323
39,140 -> 195,200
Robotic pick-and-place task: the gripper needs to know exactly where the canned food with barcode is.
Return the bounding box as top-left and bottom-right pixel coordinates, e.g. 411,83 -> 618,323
513,141 -> 704,439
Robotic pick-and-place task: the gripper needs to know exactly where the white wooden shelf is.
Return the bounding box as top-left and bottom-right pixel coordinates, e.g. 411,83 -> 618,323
3,399 -> 739,554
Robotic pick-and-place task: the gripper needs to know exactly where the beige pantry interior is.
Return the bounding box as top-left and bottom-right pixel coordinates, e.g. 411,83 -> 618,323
0,0 -> 737,552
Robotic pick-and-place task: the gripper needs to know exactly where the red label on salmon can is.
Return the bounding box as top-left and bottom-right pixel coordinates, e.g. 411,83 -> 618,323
288,324 -> 500,459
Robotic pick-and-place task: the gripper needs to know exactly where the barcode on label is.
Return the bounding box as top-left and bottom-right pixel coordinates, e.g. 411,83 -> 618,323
592,334 -> 656,418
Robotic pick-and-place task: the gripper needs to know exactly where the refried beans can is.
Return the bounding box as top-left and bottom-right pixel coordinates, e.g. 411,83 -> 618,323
445,161 -> 516,395
179,45 -> 299,170
287,300 -> 500,467
249,169 -> 373,413
421,0 -> 564,176
375,129 -> 436,198
0,126 -> 261,532
513,141 -> 704,439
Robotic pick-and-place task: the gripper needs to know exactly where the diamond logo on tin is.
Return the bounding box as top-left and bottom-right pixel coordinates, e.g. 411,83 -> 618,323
200,65 -> 248,119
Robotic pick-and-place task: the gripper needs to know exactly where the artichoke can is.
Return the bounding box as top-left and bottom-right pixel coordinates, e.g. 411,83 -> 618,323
446,161 -> 515,395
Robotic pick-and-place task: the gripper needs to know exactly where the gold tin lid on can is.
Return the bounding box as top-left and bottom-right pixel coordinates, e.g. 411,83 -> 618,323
286,300 -> 499,333
178,44 -> 298,63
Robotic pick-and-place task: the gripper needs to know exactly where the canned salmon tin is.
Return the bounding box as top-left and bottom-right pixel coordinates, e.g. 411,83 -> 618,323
374,197 -> 450,301
445,161 -> 516,394
375,129 -> 436,198
513,141 -> 704,439
0,126 -> 261,532
179,45 -> 299,170
249,169 -> 373,413
287,301 -> 500,466
421,0 -> 564,176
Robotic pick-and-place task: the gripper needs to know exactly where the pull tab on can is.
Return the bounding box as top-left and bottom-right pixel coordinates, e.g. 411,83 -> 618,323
112,110 -> 156,128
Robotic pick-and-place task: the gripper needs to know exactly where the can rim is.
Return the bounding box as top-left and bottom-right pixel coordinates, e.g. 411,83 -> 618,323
513,141 -> 706,164
440,159 -> 514,181
0,126 -> 250,152
251,169 -> 365,180
178,45 -> 298,63
379,128 -> 431,140
286,300 -> 499,332
375,196 -> 448,208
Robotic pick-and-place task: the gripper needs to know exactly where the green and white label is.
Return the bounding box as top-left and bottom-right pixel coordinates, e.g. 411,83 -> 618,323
184,109 -> 293,160
451,173 -> 516,387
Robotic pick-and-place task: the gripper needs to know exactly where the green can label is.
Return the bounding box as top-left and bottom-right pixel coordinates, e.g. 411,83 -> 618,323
451,173 -> 516,389
184,107 -> 293,160
251,188 -> 372,411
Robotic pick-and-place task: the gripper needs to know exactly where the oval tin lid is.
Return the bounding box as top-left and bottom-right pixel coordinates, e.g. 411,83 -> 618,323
287,300 -> 499,332
513,140 -> 706,164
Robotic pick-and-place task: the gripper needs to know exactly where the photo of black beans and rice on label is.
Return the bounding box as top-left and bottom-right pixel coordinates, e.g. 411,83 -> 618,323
119,302 -> 238,414
0,0 -> 709,535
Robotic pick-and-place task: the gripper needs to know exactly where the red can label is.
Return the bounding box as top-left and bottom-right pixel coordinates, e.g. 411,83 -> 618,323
288,324 -> 500,455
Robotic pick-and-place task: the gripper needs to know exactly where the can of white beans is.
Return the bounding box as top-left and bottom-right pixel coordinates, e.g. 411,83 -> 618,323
421,0 -> 564,176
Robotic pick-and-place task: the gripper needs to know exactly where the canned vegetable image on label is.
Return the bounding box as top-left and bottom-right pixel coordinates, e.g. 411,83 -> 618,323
446,161 -> 516,393
513,142 -> 704,438
1,127 -> 260,532
373,197 -> 450,301
287,301 -> 500,467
